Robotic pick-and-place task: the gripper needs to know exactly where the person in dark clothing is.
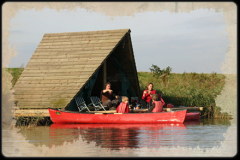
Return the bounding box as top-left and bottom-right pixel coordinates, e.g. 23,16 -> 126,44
147,94 -> 163,113
100,82 -> 119,110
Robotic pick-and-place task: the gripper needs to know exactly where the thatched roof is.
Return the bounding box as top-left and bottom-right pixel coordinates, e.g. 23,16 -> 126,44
13,29 -> 140,109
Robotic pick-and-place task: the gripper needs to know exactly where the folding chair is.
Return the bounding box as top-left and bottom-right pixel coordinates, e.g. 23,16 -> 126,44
131,97 -> 139,104
89,96 -> 107,111
131,97 -> 141,108
74,97 -> 90,112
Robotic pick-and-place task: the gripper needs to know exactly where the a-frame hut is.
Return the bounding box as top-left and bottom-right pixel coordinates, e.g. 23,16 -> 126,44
13,29 -> 140,111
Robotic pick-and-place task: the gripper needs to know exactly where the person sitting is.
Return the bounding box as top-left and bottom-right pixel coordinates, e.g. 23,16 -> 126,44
116,96 -> 130,113
140,83 -> 156,109
100,82 -> 119,110
147,94 -> 163,113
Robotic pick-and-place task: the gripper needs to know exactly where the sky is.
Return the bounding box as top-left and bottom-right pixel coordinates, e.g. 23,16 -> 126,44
7,7 -> 229,73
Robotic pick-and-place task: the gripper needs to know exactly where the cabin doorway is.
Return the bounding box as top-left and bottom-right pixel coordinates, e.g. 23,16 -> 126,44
91,54 -> 122,98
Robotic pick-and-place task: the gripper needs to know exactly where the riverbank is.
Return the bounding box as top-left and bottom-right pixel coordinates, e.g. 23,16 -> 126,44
138,71 -> 232,119
5,68 -> 233,126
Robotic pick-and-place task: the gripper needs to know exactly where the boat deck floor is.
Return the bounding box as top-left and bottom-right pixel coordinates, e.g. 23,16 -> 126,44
58,109 -> 166,114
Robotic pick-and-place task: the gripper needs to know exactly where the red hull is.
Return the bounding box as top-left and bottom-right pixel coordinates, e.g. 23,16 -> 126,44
50,123 -> 187,129
185,112 -> 200,121
48,108 -> 187,124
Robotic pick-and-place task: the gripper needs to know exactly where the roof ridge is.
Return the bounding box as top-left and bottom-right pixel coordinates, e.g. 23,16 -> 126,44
45,28 -> 130,35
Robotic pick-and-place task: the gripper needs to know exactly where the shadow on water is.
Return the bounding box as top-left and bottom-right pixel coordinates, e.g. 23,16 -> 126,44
16,119 -> 231,151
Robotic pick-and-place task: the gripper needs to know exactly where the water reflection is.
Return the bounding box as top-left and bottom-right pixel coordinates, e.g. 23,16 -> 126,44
184,120 -> 201,126
48,123 -> 187,150
201,118 -> 231,126
16,119 -> 231,151
184,119 -> 231,150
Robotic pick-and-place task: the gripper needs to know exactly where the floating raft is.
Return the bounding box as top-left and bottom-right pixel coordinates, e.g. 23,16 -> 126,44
167,106 -> 203,111
14,106 -> 203,117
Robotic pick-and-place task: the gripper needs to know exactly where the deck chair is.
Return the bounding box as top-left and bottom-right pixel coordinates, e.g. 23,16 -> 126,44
89,96 -> 107,111
75,97 -> 90,112
131,97 -> 139,104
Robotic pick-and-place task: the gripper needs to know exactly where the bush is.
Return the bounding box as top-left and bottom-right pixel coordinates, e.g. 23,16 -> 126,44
149,64 -> 162,78
138,70 -> 227,119
149,64 -> 172,78
164,66 -> 172,75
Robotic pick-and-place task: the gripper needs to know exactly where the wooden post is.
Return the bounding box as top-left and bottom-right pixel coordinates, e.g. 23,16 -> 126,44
103,60 -> 107,88
127,33 -> 141,100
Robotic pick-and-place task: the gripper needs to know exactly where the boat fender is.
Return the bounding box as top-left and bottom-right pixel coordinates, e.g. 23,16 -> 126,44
167,103 -> 174,108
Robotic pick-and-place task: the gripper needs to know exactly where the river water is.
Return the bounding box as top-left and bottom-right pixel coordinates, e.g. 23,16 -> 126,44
2,118 -> 237,157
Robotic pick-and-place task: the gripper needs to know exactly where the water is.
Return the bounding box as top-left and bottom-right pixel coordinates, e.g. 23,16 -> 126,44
2,119 -> 237,157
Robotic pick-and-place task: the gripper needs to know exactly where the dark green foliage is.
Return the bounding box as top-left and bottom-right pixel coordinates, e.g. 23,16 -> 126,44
149,64 -> 162,78
138,70 -> 228,119
165,66 -> 172,75
149,64 -> 172,78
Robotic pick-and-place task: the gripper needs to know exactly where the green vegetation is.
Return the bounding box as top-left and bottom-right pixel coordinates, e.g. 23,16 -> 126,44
6,66 -> 231,120
5,68 -> 24,87
138,65 -> 231,119
16,116 -> 52,127
149,64 -> 172,78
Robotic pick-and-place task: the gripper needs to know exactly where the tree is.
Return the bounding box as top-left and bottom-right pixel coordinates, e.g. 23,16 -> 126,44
149,64 -> 172,78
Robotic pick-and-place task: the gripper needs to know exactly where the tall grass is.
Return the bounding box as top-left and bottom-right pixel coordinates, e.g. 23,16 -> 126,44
16,116 -> 52,127
138,71 -> 230,119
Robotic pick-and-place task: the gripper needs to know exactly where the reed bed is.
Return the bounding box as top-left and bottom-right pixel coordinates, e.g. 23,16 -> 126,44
138,71 -> 231,119
15,116 -> 53,127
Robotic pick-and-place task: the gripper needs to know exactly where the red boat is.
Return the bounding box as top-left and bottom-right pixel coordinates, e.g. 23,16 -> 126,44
48,108 -> 187,124
185,112 -> 200,121
166,104 -> 201,121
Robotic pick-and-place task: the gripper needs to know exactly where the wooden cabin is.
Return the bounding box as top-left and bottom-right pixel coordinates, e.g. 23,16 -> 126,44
13,29 -> 141,111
